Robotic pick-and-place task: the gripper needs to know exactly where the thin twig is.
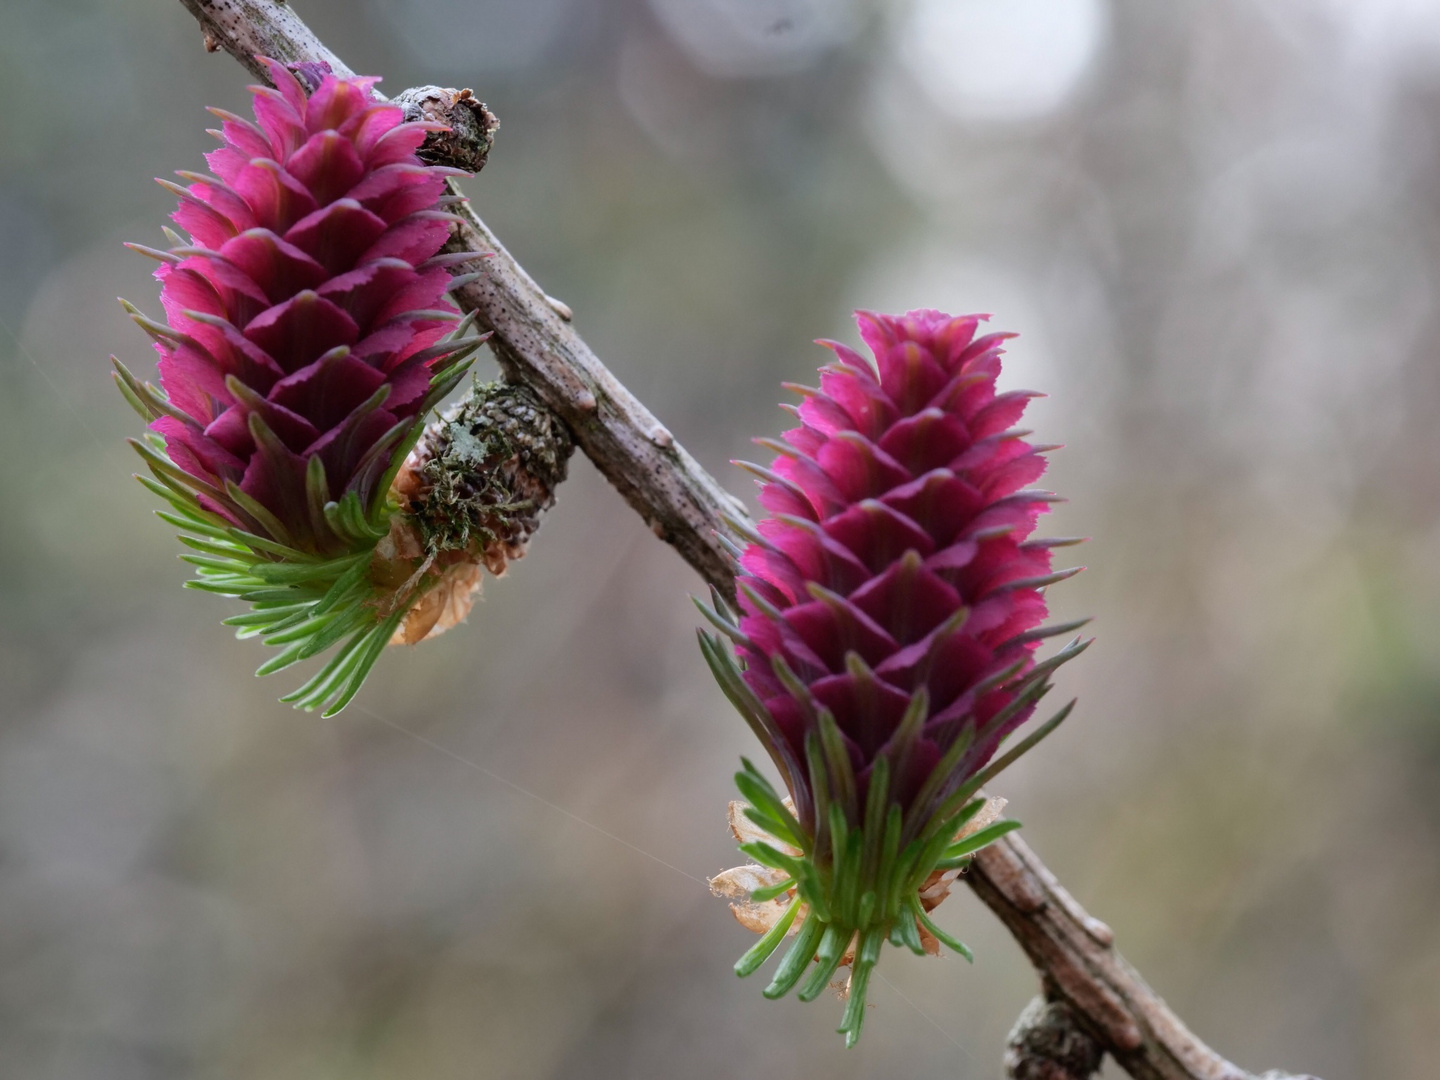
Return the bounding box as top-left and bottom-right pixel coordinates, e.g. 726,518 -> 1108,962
169,4 -> 1317,1078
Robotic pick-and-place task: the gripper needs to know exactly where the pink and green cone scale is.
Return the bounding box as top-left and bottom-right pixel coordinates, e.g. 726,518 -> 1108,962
114,58 -> 487,715
698,309 -> 1088,1045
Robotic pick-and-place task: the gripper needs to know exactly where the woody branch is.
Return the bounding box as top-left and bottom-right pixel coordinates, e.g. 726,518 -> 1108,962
171,4 -> 1315,1078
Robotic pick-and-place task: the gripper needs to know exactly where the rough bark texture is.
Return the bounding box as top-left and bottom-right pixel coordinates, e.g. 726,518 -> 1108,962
178,0 -> 354,79
172,4 -> 1320,1078
392,85 -> 499,174
1005,996 -> 1105,1080
397,381 -> 573,568
381,382 -> 574,646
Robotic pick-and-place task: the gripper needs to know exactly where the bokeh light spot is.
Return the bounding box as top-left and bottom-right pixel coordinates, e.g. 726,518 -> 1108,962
899,0 -> 1108,123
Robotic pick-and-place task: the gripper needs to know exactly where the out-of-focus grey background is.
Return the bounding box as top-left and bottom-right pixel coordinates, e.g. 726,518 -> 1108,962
1,0 -> 1437,1077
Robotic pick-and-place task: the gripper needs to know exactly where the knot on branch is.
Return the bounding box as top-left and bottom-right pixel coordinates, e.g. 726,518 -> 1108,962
1005,996 -> 1105,1080
399,379 -> 573,565
393,85 -> 498,172
378,381 -> 574,644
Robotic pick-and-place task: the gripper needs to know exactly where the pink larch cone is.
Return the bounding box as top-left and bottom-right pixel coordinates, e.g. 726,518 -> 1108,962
114,58 -> 490,714
699,309 -> 1088,1045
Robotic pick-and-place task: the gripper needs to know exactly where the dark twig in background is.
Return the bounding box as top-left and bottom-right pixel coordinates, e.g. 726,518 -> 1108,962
172,3 -> 1318,1077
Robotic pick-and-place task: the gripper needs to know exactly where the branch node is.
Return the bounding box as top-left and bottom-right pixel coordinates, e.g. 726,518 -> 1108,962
1083,915 -> 1115,948
545,293 -> 574,321
393,85 -> 499,173
1005,996 -> 1105,1080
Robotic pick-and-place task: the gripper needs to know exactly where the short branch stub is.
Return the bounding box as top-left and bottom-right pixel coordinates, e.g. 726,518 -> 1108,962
393,85 -> 498,173
1005,996 -> 1106,1080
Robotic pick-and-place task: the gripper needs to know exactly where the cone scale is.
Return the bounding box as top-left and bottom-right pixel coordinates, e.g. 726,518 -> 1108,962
699,309 -> 1088,1045
114,58 -> 492,714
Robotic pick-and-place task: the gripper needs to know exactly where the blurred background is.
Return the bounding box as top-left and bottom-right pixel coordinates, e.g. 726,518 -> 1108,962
1,0 -> 1438,1077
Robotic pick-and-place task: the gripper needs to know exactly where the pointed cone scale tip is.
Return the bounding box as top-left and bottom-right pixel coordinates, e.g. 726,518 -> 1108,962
119,57 -> 486,711
704,308 -> 1088,1044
